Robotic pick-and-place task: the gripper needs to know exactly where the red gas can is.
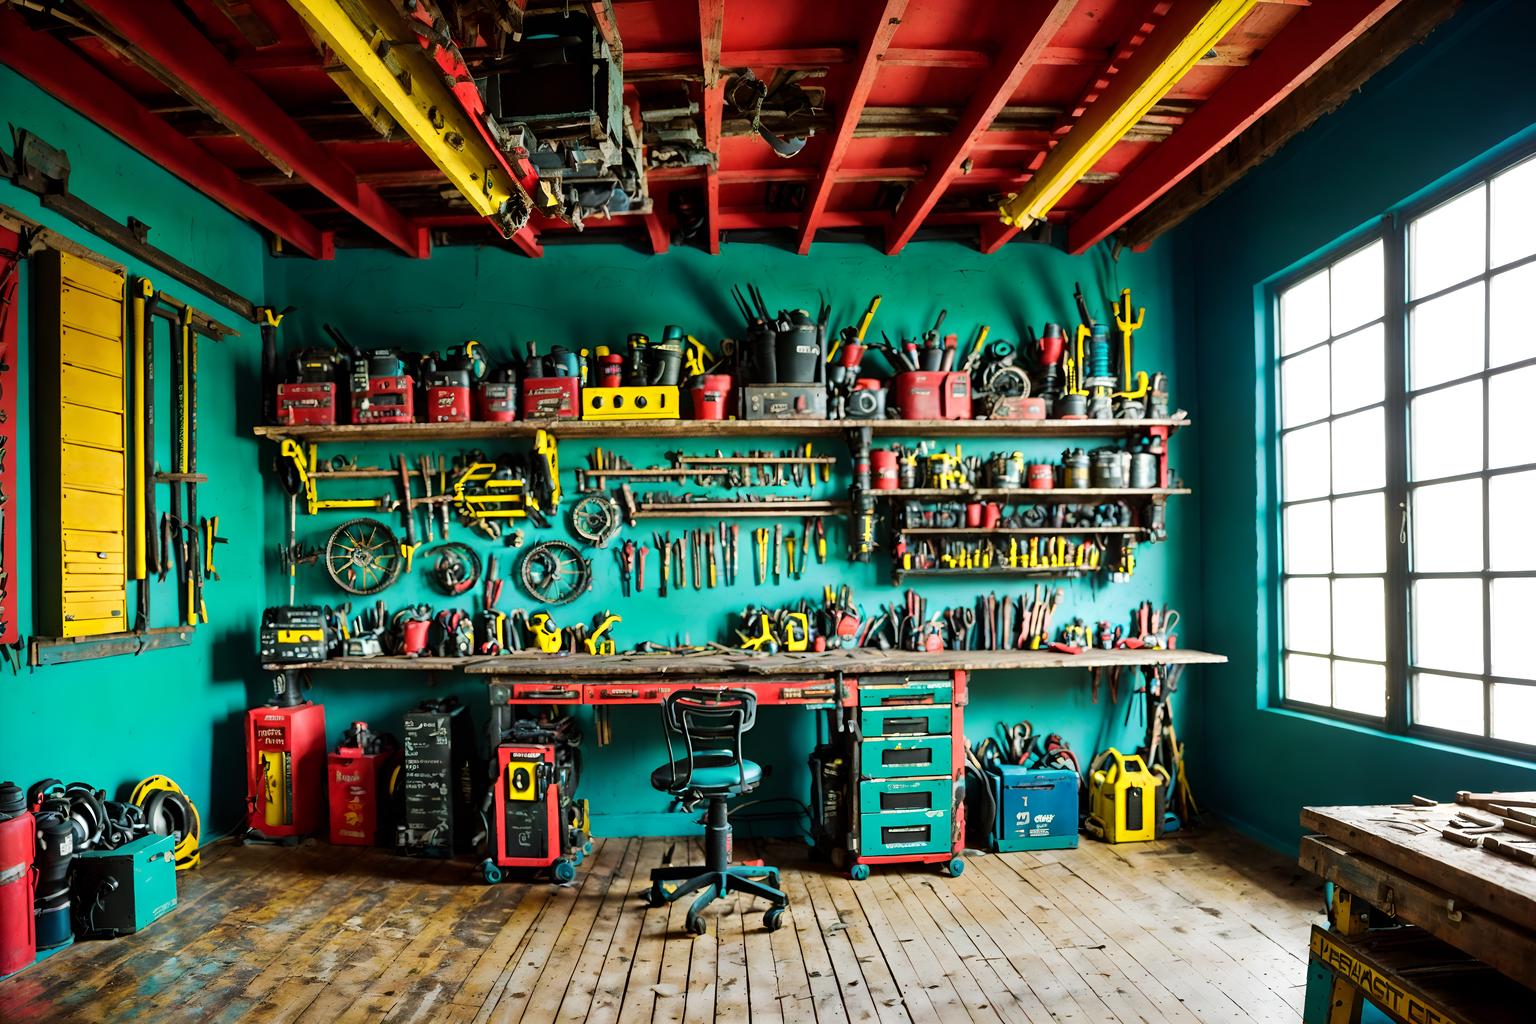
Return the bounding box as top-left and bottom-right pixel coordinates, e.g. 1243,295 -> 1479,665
0,800 -> 35,978
520,377 -> 581,419
424,370 -> 472,423
246,700 -> 328,840
327,729 -> 397,847
275,382 -> 337,425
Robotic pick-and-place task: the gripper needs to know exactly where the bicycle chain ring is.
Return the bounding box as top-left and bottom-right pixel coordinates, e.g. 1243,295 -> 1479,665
324,517 -> 404,596
569,494 -> 621,548
518,539 -> 591,605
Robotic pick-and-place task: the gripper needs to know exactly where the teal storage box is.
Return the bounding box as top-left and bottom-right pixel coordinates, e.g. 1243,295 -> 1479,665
858,777 -> 951,814
71,834 -> 177,937
856,675 -> 953,707
858,704 -> 952,737
860,735 -> 951,779
858,808 -> 951,856
989,766 -> 1079,851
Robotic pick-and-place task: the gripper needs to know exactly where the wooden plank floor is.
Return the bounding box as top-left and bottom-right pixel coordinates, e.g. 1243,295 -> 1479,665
0,828 -> 1323,1023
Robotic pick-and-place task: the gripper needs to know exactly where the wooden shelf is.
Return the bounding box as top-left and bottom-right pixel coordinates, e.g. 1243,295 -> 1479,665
898,526 -> 1146,536
251,417 -> 1189,444
264,646 -> 1226,678
873,487 -> 1190,501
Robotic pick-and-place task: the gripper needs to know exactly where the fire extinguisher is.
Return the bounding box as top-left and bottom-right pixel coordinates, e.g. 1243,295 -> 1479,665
0,781 -> 35,976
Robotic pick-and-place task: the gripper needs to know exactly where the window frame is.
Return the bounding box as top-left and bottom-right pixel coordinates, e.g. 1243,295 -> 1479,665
1268,143 -> 1536,760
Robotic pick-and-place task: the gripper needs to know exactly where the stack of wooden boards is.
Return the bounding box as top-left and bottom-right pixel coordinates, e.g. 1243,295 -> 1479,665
1300,793 -> 1536,1020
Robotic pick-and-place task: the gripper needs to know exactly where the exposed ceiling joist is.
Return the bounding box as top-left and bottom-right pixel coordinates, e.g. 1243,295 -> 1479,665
883,0 -> 1077,255
796,0 -> 909,255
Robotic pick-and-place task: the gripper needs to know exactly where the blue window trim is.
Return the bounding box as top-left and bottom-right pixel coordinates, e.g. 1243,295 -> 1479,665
1258,129 -> 1536,763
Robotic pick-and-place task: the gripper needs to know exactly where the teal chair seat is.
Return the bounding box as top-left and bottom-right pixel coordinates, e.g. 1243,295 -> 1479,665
651,755 -> 762,794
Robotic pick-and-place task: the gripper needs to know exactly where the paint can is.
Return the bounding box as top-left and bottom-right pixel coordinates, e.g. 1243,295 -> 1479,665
689,374 -> 733,420
1055,393 -> 1088,419
1129,452 -> 1158,490
1090,448 -> 1124,488
1061,449 -> 1090,489
871,449 -> 899,490
1026,464 -> 1055,489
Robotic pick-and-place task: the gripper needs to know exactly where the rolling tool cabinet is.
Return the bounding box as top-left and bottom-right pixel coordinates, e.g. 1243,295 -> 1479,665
846,672 -> 966,878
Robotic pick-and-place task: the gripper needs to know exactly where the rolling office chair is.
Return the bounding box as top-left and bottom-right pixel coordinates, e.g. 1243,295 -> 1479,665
645,688 -> 789,935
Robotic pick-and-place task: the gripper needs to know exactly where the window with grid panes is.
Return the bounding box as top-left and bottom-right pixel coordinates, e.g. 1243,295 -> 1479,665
1275,150 -> 1536,753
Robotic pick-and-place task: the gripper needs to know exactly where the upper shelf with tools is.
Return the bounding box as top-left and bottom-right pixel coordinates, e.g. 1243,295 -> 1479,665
252,417 -> 1190,444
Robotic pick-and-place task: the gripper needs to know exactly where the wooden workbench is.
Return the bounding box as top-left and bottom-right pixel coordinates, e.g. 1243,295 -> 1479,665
263,646 -> 1226,677
1300,801 -> 1536,998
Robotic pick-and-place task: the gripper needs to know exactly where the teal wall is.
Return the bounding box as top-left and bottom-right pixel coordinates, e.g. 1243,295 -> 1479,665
0,61 -> 1207,842
267,239 -> 1205,836
1179,0 -> 1536,852
0,67 -> 270,833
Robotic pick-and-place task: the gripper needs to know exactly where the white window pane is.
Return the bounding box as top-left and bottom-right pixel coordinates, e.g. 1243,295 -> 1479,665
1285,578 -> 1331,654
1414,578 -> 1485,674
1333,578 -> 1385,662
1331,324 -> 1384,415
1411,381 -> 1483,481
1489,262 -> 1536,368
1415,673 -> 1485,735
1410,184 -> 1487,298
1283,423 -> 1331,502
1489,366 -> 1536,470
1333,493 -> 1386,574
1280,269 -> 1330,355
1334,661 -> 1386,717
1491,578 -> 1536,679
1491,155 -> 1536,268
1286,653 -> 1331,706
1491,683 -> 1536,744
1331,408 -> 1385,493
1490,470 -> 1536,570
1409,281 -> 1486,389
1331,240 -> 1384,335
1284,501 -> 1331,575
1281,345 -> 1331,428
1412,479 -> 1483,572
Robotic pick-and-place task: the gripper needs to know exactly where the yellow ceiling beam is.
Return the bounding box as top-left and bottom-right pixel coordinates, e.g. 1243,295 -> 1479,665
285,0 -> 542,235
998,0 -> 1258,230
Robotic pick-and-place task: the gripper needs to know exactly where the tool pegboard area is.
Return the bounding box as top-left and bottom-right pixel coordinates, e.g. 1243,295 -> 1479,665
5,1 -> 1536,1018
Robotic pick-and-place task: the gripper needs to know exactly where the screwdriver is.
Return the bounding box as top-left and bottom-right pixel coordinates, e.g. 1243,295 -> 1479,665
815,518 -> 827,563
755,527 -> 769,585
773,524 -> 783,583
637,545 -> 648,592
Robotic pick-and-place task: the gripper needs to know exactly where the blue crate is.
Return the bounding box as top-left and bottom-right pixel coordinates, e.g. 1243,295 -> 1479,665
989,765 -> 1079,851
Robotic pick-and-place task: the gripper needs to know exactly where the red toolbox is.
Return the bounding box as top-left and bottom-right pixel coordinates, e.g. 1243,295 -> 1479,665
275,382 -> 337,426
477,379 -> 519,421
424,369 -> 473,422
351,375 -> 414,424
521,377 -> 580,419
893,371 -> 972,420
327,724 -> 397,846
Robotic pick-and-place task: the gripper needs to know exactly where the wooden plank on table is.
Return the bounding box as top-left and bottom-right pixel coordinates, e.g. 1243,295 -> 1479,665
1302,804 -> 1536,933
1300,834 -> 1536,991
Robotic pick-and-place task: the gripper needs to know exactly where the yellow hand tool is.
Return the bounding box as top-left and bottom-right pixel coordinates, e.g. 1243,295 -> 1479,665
738,613 -> 777,652
683,335 -> 713,378
786,534 -> 797,580
528,612 -> 563,653
782,612 -> 810,652
1112,287 -> 1146,395
962,324 -> 990,374
755,528 -> 769,585
584,613 -> 621,655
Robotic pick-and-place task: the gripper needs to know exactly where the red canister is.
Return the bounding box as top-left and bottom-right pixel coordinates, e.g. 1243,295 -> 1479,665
0,804 -> 35,977
1026,464 -> 1055,489
982,503 -> 1001,529
871,449 -> 899,490
966,503 -> 983,528
690,374 -> 733,420
595,354 -> 624,388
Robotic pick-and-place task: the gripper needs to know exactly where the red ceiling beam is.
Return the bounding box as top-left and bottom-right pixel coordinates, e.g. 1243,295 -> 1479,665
0,9 -> 332,260
1066,0 -> 1403,254
796,0 -> 909,256
883,0 -> 1077,255
73,0 -> 428,258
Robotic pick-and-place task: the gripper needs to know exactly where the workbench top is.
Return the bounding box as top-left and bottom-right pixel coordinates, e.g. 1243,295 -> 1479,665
263,646 -> 1226,678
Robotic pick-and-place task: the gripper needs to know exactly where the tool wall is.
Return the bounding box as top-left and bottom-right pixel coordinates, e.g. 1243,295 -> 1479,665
264,241 -> 1202,836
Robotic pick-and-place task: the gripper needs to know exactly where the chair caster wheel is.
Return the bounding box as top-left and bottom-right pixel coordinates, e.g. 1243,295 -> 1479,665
849,864 -> 870,881
481,860 -> 503,885
945,857 -> 965,878
686,913 -> 707,936
552,859 -> 577,884
763,907 -> 785,932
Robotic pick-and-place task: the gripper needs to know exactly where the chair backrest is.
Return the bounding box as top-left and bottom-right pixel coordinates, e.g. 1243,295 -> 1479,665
658,687 -> 757,792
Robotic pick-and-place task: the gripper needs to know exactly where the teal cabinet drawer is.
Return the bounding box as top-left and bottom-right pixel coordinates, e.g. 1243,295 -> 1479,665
858,704 -> 951,737
860,735 -> 951,779
858,777 -> 951,814
858,808 -> 952,857
856,676 -> 954,707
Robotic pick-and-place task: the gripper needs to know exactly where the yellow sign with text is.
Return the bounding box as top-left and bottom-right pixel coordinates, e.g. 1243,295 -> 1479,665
1309,928 -> 1472,1024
